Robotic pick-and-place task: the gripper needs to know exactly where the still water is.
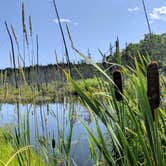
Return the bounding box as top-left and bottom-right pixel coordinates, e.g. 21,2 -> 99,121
0,102 -> 97,166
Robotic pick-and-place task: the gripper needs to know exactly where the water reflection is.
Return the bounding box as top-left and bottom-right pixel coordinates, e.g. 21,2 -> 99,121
0,102 -> 94,166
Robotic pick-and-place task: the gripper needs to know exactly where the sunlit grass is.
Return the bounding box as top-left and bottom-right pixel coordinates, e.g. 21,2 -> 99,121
0,129 -> 45,166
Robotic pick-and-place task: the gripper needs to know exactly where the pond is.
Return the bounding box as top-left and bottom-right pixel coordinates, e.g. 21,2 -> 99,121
0,102 -> 98,166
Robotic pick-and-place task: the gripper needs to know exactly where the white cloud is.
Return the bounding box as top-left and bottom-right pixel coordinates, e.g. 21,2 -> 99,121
149,20 -> 153,25
53,18 -> 79,27
128,7 -> 140,13
73,22 -> 79,26
150,6 -> 166,21
53,18 -> 71,24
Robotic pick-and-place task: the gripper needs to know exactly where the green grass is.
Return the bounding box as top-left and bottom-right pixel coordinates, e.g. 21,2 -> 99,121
0,128 -> 45,166
1,2 -> 166,164
0,78 -> 100,104
1,57 -> 166,165
65,50 -> 166,165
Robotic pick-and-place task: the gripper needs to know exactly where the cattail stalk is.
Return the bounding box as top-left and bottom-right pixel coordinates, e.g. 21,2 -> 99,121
22,2 -> 29,65
115,37 -> 121,64
11,25 -> 25,66
29,16 -> 32,37
11,25 -> 18,44
113,70 -> 123,101
142,0 -> 152,36
36,35 -> 40,91
36,35 -> 39,73
52,0 -> 72,77
147,61 -> 160,120
29,15 -> 35,65
5,22 -> 18,89
9,51 -> 13,68
18,56 -> 27,85
22,1 -> 26,67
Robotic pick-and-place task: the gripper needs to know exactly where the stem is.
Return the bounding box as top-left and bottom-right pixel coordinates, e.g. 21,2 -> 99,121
52,0 -> 72,77
5,22 -> 18,89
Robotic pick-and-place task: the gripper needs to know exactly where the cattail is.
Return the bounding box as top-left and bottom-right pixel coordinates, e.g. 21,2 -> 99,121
54,50 -> 59,64
115,37 -> 119,51
22,2 -> 26,33
24,29 -> 29,46
52,138 -> 56,149
115,37 -> 121,64
113,70 -> 123,101
11,25 -> 25,66
18,56 -> 27,85
22,2 -> 29,45
29,15 -> 32,37
5,21 -> 18,89
11,25 -> 18,45
147,61 -> 160,119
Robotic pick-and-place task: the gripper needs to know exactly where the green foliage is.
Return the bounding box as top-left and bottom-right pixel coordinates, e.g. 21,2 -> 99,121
107,33 -> 166,71
0,78 -> 100,104
0,128 -> 45,166
67,52 -> 166,165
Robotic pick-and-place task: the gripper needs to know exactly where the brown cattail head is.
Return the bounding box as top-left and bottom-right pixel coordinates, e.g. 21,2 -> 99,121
113,70 -> 123,101
147,61 -> 160,119
115,37 -> 119,51
22,2 -> 26,33
115,37 -> 121,64
22,2 -> 29,45
52,138 -> 56,149
24,29 -> 29,46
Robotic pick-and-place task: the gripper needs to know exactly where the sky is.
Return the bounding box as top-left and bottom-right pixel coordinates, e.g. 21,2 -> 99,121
1,0 -> 166,69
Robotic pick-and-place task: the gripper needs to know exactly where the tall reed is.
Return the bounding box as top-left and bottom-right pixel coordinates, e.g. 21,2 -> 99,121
5,22 -> 18,89
66,36 -> 166,165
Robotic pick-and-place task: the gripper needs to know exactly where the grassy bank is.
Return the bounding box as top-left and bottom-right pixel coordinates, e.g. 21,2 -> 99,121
0,78 -> 99,104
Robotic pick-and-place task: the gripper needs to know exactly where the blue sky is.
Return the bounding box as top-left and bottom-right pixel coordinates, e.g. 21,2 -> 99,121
1,0 -> 166,68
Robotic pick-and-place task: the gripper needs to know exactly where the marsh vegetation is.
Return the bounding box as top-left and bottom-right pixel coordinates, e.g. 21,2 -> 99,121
0,0 -> 166,166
